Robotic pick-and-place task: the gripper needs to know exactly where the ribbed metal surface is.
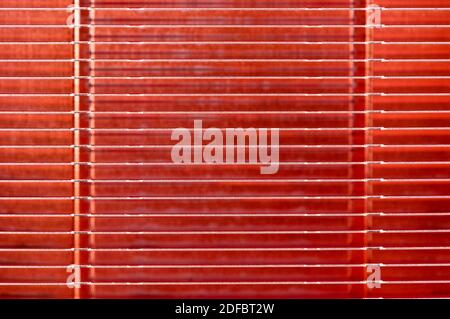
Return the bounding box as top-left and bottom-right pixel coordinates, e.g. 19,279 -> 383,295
0,0 -> 450,298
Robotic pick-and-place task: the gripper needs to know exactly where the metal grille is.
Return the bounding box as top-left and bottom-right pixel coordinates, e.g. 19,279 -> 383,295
1,0 -> 450,298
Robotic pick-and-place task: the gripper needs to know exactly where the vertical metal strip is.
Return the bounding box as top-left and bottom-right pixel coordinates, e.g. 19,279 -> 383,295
364,0 -> 375,298
72,0 -> 81,300
88,0 -> 97,298
348,0 -> 356,217
350,0 -> 369,297
348,3 -> 358,296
